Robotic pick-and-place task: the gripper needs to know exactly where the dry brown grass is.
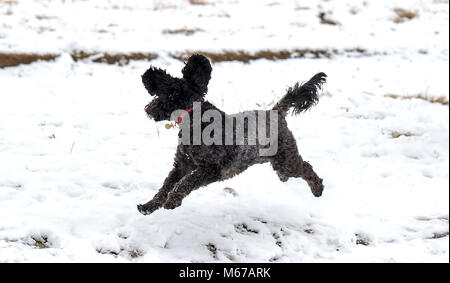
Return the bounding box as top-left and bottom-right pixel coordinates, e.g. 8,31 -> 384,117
431,232 -> 449,239
95,29 -> 109,34
390,131 -> 416,139
71,51 -> 157,66
172,49 -> 328,63
356,239 -> 369,245
172,48 -> 369,63
319,12 -> 339,25
223,187 -> 239,197
1,51 -> 158,67
355,234 -> 370,246
0,0 -> 17,5
235,223 -> 258,234
393,8 -> 419,23
206,243 -> 218,259
1,48 -> 372,67
349,9 -> 357,15
30,235 -> 50,249
188,0 -> 214,5
0,53 -> 58,68
153,2 -> 177,11
35,15 -> 56,20
385,93 -> 449,105
128,249 -> 144,258
162,28 -> 203,36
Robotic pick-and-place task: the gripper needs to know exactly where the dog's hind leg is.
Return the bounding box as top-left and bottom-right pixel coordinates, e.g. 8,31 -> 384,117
272,152 -> 324,197
163,166 -> 221,210
298,161 -> 324,197
270,128 -> 324,197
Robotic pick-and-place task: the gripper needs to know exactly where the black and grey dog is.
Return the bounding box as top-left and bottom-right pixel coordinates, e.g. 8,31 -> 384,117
137,54 -> 326,215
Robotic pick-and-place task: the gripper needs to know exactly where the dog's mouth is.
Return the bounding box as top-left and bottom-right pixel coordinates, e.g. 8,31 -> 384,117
144,98 -> 157,114
145,99 -> 160,121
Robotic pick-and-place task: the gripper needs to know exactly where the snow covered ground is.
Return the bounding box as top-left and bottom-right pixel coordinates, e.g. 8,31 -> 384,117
0,0 -> 448,262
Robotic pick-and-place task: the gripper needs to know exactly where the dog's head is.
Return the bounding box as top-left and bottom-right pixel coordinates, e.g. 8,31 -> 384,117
142,54 -> 212,121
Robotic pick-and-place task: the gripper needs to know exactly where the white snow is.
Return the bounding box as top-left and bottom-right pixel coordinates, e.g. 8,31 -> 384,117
0,0 -> 448,262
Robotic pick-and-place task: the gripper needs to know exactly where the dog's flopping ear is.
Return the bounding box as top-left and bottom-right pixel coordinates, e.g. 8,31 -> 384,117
142,66 -> 176,96
182,54 -> 212,95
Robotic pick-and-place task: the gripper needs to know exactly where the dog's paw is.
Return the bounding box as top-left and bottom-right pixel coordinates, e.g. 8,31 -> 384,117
311,184 -> 324,197
163,193 -> 183,210
277,172 -> 289,183
137,203 -> 160,215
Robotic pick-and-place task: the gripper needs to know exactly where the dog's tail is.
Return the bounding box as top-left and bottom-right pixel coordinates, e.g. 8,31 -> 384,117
273,72 -> 327,116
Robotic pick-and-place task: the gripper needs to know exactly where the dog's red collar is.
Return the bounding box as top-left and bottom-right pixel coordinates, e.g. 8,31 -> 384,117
165,106 -> 196,129
177,107 -> 194,124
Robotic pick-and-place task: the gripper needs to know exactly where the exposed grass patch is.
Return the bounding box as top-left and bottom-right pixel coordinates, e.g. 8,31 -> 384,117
295,6 -> 310,10
153,2 -> 177,11
97,244 -> 143,259
188,0 -> 214,5
319,12 -> 339,25
390,131 -> 416,139
206,243 -> 218,259
95,29 -> 109,33
272,233 -> 282,247
96,247 -> 120,257
2,51 -> 157,67
223,187 -> 239,197
162,28 -> 203,36
172,48 -> 369,63
385,93 -> 449,105
128,248 -> 144,258
0,0 -> 17,5
30,235 -> 50,249
172,50 -> 292,63
235,223 -> 259,234
71,51 -> 157,66
349,7 -> 359,15
2,48 -> 372,68
431,232 -> 449,239
356,239 -> 369,245
393,8 -> 419,23
35,15 -> 56,20
355,234 -> 370,246
269,256 -> 281,262
0,53 -> 58,68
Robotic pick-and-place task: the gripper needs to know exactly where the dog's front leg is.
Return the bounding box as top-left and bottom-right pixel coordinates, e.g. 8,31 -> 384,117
137,166 -> 187,215
163,167 -> 220,210
300,161 -> 324,197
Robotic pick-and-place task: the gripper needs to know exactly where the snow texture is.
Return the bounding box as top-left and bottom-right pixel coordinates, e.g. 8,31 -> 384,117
0,0 -> 448,262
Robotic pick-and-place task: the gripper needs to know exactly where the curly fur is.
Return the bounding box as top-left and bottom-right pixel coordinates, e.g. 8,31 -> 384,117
137,54 -> 327,215
275,72 -> 327,115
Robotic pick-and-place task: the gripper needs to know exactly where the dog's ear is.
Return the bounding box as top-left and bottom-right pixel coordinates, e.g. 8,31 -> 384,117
142,66 -> 176,96
182,54 -> 212,95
